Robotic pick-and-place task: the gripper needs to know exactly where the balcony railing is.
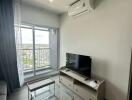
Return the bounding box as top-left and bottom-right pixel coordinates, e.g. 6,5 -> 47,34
19,48 -> 50,71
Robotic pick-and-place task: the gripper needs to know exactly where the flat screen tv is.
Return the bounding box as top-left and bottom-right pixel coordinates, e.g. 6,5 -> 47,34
66,53 -> 92,78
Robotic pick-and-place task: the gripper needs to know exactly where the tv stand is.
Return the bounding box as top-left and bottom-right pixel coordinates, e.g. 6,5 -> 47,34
65,68 -> 71,72
84,77 -> 91,81
59,69 -> 105,100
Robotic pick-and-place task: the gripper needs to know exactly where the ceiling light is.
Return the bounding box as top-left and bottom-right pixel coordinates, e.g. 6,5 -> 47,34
49,0 -> 54,2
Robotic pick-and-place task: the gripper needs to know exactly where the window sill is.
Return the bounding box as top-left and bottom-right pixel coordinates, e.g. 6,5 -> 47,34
24,69 -> 59,83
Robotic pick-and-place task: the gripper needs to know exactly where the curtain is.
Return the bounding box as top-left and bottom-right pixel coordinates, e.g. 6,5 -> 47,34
14,0 -> 24,86
0,0 -> 20,94
49,28 -> 59,70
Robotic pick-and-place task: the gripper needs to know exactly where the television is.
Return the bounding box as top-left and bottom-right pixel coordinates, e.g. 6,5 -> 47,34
66,53 -> 92,78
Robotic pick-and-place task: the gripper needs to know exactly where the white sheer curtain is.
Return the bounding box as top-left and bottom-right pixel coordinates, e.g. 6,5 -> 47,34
49,28 -> 59,70
14,0 -> 24,86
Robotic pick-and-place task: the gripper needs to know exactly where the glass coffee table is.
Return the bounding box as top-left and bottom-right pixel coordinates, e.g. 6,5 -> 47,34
27,79 -> 56,100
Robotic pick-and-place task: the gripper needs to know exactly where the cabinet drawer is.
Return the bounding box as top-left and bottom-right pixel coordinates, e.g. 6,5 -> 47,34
60,76 -> 74,90
74,84 -> 96,100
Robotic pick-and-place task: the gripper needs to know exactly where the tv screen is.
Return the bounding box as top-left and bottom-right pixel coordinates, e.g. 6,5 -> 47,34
66,53 -> 92,78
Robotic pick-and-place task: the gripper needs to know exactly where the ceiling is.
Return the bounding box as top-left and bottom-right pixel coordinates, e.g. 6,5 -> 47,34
22,0 -> 77,14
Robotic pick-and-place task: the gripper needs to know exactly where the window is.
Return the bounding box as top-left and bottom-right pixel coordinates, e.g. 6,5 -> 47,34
21,27 -> 33,72
15,24 -> 58,79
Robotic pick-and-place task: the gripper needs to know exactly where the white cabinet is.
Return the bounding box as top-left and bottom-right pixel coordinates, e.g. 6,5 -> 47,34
74,84 -> 96,100
59,84 -> 74,100
59,91 -> 73,100
59,83 -> 83,100
59,75 -> 74,90
59,69 -> 105,100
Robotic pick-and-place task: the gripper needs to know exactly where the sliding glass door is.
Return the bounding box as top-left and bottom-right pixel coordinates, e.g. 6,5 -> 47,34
17,25 -> 58,79
34,27 -> 50,75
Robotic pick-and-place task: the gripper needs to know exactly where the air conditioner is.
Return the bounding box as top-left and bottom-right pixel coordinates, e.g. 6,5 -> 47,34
68,0 -> 95,16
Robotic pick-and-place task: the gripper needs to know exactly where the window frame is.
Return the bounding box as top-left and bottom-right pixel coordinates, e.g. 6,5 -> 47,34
15,23 -> 59,78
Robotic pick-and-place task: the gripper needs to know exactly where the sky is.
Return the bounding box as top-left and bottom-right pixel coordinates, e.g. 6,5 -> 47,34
21,28 -> 49,44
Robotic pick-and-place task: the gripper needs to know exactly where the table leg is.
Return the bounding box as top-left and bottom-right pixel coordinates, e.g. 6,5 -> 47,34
54,82 -> 55,96
28,87 -> 29,100
34,91 -> 36,97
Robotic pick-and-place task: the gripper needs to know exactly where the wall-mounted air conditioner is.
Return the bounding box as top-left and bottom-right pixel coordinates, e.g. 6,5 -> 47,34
68,0 -> 95,16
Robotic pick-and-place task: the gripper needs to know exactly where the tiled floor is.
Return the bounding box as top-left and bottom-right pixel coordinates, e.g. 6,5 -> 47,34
8,86 -> 29,100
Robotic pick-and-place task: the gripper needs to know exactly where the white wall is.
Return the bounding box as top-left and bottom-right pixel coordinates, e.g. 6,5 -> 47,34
21,3 -> 60,28
60,0 -> 132,100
